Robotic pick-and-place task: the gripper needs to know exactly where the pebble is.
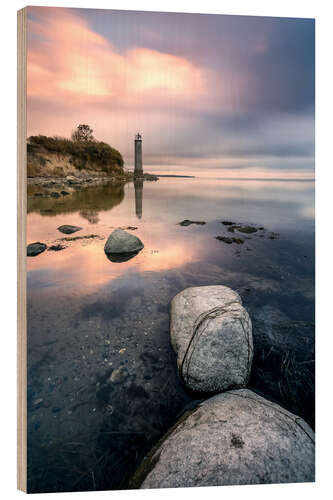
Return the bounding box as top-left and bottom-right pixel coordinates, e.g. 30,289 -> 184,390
33,398 -> 43,406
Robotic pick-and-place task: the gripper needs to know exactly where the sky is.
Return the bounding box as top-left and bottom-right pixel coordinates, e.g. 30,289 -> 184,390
27,7 -> 315,178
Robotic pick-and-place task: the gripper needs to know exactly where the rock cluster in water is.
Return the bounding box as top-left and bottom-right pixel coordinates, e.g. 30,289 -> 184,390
26,227 -> 144,262
130,285 -> 315,488
216,221 -> 279,244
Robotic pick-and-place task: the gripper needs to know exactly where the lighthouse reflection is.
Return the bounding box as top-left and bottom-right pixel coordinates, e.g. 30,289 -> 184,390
134,179 -> 143,219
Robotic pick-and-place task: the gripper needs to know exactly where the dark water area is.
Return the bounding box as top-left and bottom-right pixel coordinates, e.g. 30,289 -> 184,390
26,177 -> 315,492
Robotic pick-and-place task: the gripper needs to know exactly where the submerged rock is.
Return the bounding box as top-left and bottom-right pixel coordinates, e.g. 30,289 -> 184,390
228,225 -> 257,234
110,366 -> 129,384
27,242 -> 47,257
48,244 -> 66,252
170,285 -> 253,392
104,229 -> 144,260
216,236 -> 233,244
131,389 -> 314,489
57,225 -> 82,234
236,225 -> 257,234
58,234 -> 101,242
215,236 -> 244,244
178,220 -> 206,227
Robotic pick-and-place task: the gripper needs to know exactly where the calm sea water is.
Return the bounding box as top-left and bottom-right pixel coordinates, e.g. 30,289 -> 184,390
26,177 -> 315,492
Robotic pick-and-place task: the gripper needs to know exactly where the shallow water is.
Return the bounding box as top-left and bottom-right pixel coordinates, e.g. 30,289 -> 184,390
26,177 -> 315,492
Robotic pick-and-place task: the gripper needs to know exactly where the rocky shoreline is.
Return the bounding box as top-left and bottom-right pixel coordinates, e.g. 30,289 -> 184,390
28,172 -> 158,198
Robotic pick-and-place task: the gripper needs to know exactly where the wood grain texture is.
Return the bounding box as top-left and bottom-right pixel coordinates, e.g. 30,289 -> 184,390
17,7 -> 27,493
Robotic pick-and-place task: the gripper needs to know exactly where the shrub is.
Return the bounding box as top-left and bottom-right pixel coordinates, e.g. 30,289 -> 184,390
27,135 -> 124,173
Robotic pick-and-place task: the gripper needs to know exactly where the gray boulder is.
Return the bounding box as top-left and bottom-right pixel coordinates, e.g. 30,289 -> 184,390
27,242 -> 47,257
57,225 -> 82,234
170,285 -> 253,392
131,389 -> 315,489
104,229 -> 144,257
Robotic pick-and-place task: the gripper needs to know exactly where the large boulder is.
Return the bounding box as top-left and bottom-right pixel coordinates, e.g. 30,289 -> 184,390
130,389 -> 315,489
104,229 -> 144,259
170,285 -> 253,392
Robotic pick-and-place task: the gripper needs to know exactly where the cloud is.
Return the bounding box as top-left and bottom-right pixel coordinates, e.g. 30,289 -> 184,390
27,8 -> 206,108
27,7 -> 315,178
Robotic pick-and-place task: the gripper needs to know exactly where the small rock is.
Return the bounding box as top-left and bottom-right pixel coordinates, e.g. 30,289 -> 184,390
221,221 -> 234,225
110,366 -> 129,384
33,398 -> 43,407
104,229 -> 144,259
233,225 -> 257,234
27,242 -> 47,257
50,191 -> 60,198
60,190 -> 70,196
57,225 -> 82,234
48,244 -> 66,252
178,220 -> 206,227
216,236 -> 244,244
66,176 -> 82,185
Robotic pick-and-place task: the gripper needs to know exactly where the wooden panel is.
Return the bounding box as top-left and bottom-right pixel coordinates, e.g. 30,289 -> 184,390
17,7 -> 27,493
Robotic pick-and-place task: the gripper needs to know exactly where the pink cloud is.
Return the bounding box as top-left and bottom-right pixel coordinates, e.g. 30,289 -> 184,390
27,8 -> 206,109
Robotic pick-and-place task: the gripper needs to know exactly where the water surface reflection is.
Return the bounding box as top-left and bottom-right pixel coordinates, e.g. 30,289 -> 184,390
27,178 -> 315,492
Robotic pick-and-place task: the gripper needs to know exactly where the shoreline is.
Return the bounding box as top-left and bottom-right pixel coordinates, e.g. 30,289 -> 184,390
27,172 -> 158,197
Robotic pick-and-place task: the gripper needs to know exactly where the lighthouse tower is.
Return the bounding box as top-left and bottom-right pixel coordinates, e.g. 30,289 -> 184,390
134,133 -> 143,178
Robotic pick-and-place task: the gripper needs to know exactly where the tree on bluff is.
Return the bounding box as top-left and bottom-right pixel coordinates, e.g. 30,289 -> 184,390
71,124 -> 94,142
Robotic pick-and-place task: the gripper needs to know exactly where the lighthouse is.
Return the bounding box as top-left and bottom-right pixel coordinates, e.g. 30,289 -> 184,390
134,132 -> 143,178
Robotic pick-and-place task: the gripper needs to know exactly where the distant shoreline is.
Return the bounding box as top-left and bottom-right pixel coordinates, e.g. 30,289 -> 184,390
154,174 -> 195,178
210,177 -> 315,182
155,176 -> 314,182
